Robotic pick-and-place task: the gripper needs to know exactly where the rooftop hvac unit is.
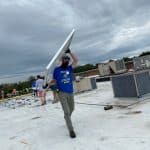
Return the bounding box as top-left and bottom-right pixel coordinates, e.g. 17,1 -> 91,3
74,77 -> 97,94
111,70 -> 150,97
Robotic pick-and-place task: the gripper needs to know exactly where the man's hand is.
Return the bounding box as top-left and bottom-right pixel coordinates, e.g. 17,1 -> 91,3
65,48 -> 71,53
43,83 -> 48,89
50,79 -> 56,85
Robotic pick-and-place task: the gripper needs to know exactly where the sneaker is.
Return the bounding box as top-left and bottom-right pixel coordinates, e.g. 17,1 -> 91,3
41,101 -> 46,105
69,130 -> 76,138
52,100 -> 58,104
104,105 -> 113,110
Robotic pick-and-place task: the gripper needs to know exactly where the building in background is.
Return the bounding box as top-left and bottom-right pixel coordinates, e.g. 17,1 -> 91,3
133,55 -> 150,70
74,69 -> 99,78
124,60 -> 134,71
98,59 -> 126,76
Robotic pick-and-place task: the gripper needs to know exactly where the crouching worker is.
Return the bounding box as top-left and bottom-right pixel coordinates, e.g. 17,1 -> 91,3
36,75 -> 46,105
53,49 -> 78,138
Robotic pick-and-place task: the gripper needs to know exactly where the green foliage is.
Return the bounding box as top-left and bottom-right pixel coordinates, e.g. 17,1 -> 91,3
73,64 -> 97,73
123,57 -> 133,62
0,76 -> 35,98
139,51 -> 150,57
122,51 -> 150,63
108,59 -> 114,62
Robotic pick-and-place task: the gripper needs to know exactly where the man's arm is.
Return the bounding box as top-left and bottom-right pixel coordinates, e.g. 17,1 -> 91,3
65,49 -> 78,68
70,52 -> 78,68
47,69 -> 57,89
47,79 -> 56,89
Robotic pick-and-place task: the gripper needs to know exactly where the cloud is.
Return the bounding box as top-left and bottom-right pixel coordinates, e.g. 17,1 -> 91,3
0,0 -> 150,82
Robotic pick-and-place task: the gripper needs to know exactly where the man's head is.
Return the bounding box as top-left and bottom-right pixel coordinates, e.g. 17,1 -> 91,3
37,75 -> 41,79
61,54 -> 70,68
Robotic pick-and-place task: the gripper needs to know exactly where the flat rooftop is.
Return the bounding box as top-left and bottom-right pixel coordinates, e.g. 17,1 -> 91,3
0,81 -> 150,150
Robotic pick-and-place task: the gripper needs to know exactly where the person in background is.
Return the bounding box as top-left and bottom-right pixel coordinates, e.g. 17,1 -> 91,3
32,79 -> 37,97
36,75 -> 46,105
53,48 -> 78,138
1,90 -> 4,99
48,79 -> 59,104
12,88 -> 17,96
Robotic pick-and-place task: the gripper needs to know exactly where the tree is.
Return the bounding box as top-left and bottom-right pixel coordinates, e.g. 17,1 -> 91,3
139,51 -> 150,57
108,59 -> 114,62
123,57 -> 133,62
73,64 -> 97,73
0,76 -> 36,98
28,76 -> 35,82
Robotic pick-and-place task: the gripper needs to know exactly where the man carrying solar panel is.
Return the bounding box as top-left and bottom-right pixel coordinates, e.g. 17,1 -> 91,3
52,48 -> 78,138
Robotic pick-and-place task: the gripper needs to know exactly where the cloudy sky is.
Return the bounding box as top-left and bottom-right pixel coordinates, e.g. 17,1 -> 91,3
0,0 -> 150,83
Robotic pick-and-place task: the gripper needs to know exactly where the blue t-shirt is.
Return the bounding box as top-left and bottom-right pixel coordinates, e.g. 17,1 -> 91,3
53,65 -> 73,93
32,81 -> 36,88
